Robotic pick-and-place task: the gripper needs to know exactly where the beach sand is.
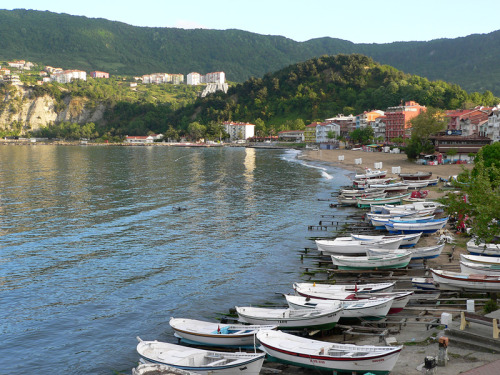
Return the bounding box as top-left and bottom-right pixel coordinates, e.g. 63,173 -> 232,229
301,148 -> 471,181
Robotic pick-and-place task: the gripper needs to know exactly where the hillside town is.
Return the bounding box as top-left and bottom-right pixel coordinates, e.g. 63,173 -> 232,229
0,59 -> 227,95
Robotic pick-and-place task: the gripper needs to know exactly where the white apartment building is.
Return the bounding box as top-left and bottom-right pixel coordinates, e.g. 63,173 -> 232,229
201,71 -> 225,84
51,70 -> 87,83
486,109 -> 500,142
187,72 -> 201,85
142,73 -> 184,84
316,122 -> 340,143
223,121 -> 255,141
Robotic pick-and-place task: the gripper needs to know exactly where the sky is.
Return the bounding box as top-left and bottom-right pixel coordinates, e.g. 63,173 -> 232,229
3,0 -> 500,44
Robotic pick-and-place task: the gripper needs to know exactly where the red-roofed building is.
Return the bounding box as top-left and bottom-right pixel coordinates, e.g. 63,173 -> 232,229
446,106 -> 493,136
384,101 -> 426,142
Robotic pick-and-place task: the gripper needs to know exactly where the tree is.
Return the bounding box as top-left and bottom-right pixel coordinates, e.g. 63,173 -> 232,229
165,125 -> 179,142
187,122 -> 206,141
439,152 -> 500,242
409,108 -> 448,138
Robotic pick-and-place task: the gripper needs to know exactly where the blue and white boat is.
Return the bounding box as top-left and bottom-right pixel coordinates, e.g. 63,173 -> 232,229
385,217 -> 448,234
370,215 -> 434,229
136,338 -> 265,375
169,318 -> 276,348
467,239 -> 500,256
366,242 -> 445,260
350,232 -> 422,248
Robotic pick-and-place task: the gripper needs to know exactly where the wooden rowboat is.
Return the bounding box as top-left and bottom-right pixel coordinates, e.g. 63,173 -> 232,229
257,330 -> 402,374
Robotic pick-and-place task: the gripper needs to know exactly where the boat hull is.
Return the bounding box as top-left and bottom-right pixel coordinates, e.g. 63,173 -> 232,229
137,341 -> 265,375
235,306 -> 342,330
257,330 -> 401,375
331,253 -> 412,270
431,269 -> 500,292
285,295 -> 393,321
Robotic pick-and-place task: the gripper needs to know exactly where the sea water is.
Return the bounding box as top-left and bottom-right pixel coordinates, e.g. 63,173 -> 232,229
0,145 -> 353,374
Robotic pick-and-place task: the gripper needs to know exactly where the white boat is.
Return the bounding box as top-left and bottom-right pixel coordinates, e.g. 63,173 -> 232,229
169,318 -> 276,347
354,168 -> 387,179
373,201 -> 443,215
460,254 -> 500,265
339,188 -> 385,197
366,242 -> 445,260
368,182 -> 410,193
385,217 -> 449,234
132,362 -> 198,375
293,283 -> 410,314
284,295 -> 393,320
350,232 -> 422,248
257,330 -> 402,374
315,236 -> 403,255
370,215 -> 434,229
293,282 -> 395,296
411,277 -> 438,290
467,239 -> 500,256
431,269 -> 500,292
331,251 -> 412,270
235,305 -> 342,330
460,261 -> 500,275
404,181 -> 429,189
399,171 -> 432,180
425,178 -> 440,186
354,178 -> 394,188
357,193 -> 412,208
136,339 -> 265,375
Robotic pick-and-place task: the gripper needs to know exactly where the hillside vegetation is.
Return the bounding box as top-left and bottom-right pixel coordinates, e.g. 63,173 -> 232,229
1,9 -> 500,95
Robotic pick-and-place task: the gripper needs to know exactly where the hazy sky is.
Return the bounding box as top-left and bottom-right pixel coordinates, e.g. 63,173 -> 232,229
4,0 -> 500,43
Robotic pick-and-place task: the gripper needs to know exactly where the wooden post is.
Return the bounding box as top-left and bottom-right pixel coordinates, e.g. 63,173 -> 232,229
493,318 -> 499,339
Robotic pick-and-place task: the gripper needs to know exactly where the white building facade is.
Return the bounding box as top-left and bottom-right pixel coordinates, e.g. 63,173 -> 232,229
316,122 -> 340,143
223,121 -> 255,141
486,109 -> 500,142
187,72 -> 201,85
51,70 -> 87,83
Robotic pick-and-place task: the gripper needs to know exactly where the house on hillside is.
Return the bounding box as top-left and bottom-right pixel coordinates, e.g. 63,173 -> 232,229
90,71 -> 109,78
486,109 -> 500,142
51,70 -> 87,83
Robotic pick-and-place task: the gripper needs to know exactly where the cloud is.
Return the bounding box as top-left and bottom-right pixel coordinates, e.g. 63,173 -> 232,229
173,20 -> 207,29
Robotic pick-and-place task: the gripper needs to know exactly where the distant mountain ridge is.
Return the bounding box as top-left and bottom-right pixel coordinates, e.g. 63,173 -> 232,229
1,9 -> 500,95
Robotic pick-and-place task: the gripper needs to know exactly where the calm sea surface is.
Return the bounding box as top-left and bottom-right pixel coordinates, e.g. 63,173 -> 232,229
0,145 -> 353,374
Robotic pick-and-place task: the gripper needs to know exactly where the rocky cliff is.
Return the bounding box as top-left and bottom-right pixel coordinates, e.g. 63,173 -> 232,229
0,85 -> 106,135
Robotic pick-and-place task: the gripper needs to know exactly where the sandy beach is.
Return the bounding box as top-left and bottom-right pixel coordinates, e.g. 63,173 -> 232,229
302,148 -> 472,181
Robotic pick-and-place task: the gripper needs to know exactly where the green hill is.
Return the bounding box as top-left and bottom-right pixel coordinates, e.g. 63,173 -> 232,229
1,9 -> 500,95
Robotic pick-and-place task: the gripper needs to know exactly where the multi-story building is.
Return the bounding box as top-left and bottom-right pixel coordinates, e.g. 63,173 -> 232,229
187,72 -> 201,85
384,101 -> 426,142
278,130 -> 304,142
446,107 -> 492,137
371,116 -> 386,141
90,71 -> 109,78
316,122 -> 340,143
142,73 -> 184,84
325,114 -> 356,136
304,122 -> 320,143
486,109 -> 500,142
356,110 -> 384,129
51,70 -> 87,83
202,71 -> 225,84
223,121 -> 255,141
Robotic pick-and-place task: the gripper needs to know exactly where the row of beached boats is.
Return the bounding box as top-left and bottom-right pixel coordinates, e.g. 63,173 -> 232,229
132,169 -> 498,375
134,280 -> 410,374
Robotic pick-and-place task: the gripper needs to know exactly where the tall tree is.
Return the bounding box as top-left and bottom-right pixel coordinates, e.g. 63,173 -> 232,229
439,152 -> 500,242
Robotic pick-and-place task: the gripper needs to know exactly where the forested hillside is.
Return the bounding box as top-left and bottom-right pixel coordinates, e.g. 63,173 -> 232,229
103,54 -> 499,137
1,9 -> 500,95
